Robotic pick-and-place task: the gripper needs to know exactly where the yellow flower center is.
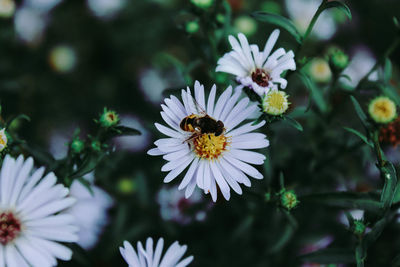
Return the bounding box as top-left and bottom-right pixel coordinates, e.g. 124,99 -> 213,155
369,97 -> 397,123
262,90 -> 289,115
0,137 -> 5,146
192,133 -> 229,160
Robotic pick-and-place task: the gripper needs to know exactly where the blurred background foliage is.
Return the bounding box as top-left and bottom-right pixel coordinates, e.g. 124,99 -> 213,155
1,0 -> 400,266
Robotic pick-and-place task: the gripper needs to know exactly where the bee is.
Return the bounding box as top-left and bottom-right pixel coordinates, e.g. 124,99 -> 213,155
180,94 -> 225,139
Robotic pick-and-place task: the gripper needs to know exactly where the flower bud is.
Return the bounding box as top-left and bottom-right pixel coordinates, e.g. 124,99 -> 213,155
99,108 -> 119,128
234,16 -> 257,36
308,58 -> 332,83
0,0 -> 15,18
117,178 -> 136,194
91,140 -> 102,152
280,190 -> 299,210
71,138 -> 84,154
262,90 -> 290,116
48,45 -> 77,73
368,96 -> 397,124
329,48 -> 349,72
190,0 -> 214,9
353,220 -> 366,236
185,21 -> 199,34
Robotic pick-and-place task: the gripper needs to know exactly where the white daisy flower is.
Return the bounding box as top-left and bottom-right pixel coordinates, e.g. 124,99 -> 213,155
67,178 -> 113,250
0,154 -> 78,267
120,238 -> 193,267
216,30 -> 296,96
148,81 -> 269,201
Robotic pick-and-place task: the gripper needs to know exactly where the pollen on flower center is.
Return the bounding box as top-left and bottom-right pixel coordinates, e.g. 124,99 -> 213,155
251,68 -> 271,87
0,211 -> 21,245
192,133 -> 229,160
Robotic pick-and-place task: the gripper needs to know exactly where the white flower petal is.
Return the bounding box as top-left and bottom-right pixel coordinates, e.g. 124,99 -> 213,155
163,156 -> 193,183
206,85 -> 217,116
155,123 -> 182,139
213,85 -> 232,120
178,157 -> 199,190
224,155 -> 263,179
210,162 -> 230,200
228,149 -> 266,165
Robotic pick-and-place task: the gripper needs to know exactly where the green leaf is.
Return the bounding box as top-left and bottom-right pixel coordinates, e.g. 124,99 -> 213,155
321,1 -> 352,20
70,153 -> 105,179
384,58 -> 392,84
76,177 -> 94,195
300,248 -> 355,264
363,214 -> 392,249
394,17 -> 400,29
350,96 -> 370,129
301,192 -> 383,213
340,74 -> 352,82
297,71 -> 328,113
284,115 -> 303,131
378,84 -> 400,107
113,126 -> 141,136
21,143 -> 57,169
343,127 -> 373,147
5,114 -> 31,128
268,223 -> 295,253
251,12 -> 302,44
380,162 -> 398,210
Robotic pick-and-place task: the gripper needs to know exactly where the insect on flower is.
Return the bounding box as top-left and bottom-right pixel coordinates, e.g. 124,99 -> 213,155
180,95 -> 225,144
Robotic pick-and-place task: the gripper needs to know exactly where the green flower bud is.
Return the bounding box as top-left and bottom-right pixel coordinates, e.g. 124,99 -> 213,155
216,13 -> 225,24
329,48 -> 349,72
71,138 -> 84,154
186,21 -> 199,34
117,178 -> 136,194
234,16 -> 258,36
190,0 -> 213,9
99,108 -> 119,128
353,220 -> 366,236
280,190 -> 299,210
91,140 -> 102,152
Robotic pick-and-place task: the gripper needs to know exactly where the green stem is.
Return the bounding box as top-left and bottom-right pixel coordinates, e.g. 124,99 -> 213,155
302,0 -> 328,42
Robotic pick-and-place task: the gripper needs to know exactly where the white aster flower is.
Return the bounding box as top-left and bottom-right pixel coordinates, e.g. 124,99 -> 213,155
120,238 -> 193,267
148,81 -> 270,201
216,30 -> 296,96
0,154 -> 78,267
67,178 -> 113,250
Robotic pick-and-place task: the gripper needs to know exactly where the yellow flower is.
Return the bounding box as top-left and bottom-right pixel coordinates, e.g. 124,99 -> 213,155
262,90 -> 290,115
368,96 -> 397,124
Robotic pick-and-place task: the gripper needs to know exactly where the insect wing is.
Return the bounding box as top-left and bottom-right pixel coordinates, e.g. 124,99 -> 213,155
186,89 -> 207,115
